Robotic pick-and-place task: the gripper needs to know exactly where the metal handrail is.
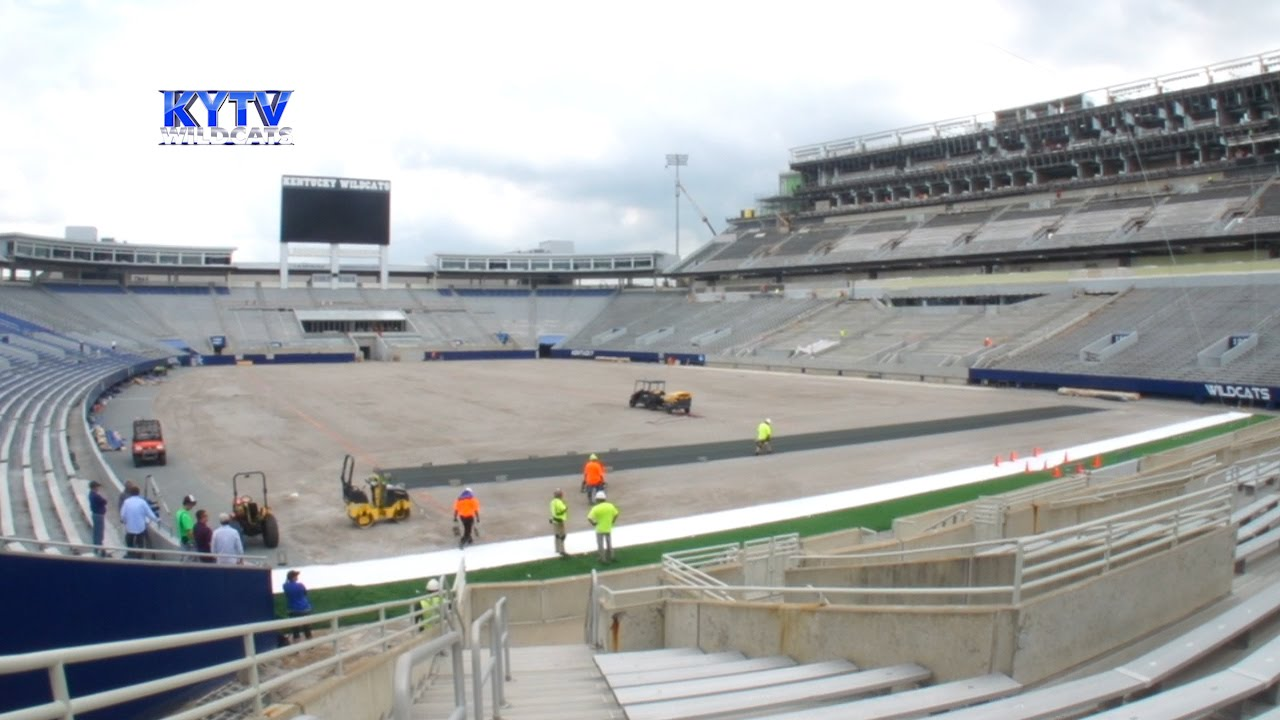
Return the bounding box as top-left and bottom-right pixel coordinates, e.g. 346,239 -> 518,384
470,597 -> 511,720
798,482 -> 1231,566
0,596 -> 438,720
584,569 -> 599,646
597,483 -> 1234,609
393,631 -> 466,720
0,533 -> 271,566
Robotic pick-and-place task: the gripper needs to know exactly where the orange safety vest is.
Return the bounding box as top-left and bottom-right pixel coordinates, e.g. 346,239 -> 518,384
584,459 -> 606,487
453,496 -> 479,518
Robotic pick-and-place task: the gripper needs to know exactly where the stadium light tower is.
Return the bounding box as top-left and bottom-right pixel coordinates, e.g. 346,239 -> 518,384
665,153 -> 688,260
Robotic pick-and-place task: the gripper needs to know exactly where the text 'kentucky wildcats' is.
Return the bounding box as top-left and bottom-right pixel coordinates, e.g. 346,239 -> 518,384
159,91 -> 293,146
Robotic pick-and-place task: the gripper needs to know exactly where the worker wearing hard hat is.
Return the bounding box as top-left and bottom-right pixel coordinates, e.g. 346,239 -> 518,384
587,491 -> 620,564
419,578 -> 445,633
582,453 -> 607,504
755,418 -> 773,456
453,488 -> 480,549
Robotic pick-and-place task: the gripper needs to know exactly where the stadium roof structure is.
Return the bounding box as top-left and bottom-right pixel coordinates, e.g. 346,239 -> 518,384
0,232 -> 235,280
433,250 -> 675,282
753,49 -> 1280,221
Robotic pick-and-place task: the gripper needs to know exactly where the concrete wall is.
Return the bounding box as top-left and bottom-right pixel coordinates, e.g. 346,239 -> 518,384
1010,525 -> 1235,684
665,601 -> 1016,682
469,565 -> 663,646
653,525 -> 1234,684
786,554 -> 1015,606
1030,486 -> 1183,532
270,635 -> 435,720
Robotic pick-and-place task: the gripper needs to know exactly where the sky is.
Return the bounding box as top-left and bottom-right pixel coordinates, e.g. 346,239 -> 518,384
0,0 -> 1277,267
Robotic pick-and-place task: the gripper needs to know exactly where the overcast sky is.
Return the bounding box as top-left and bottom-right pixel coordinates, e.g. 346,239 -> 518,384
0,0 -> 1277,266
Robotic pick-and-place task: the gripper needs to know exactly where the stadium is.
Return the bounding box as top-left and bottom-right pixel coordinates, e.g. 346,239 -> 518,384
3,48 -> 1280,720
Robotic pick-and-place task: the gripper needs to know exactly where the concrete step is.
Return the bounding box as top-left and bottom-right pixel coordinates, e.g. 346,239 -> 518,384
414,644 -> 622,720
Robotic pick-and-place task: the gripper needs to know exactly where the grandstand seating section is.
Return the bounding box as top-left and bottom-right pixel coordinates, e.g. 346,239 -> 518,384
673,169 -> 1280,276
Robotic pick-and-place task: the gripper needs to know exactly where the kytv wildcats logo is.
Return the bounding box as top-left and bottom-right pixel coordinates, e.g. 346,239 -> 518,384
1204,384 -> 1272,402
159,90 -> 293,145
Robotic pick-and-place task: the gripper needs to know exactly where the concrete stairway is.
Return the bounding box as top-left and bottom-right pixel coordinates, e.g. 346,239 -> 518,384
595,647 -> 933,719
413,643 -> 623,719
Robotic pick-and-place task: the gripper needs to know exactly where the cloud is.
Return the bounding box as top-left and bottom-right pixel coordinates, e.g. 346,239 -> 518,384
1,0 -> 1277,266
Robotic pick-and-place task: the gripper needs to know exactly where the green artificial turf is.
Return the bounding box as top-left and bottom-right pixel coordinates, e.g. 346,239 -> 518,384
282,413 -> 1274,615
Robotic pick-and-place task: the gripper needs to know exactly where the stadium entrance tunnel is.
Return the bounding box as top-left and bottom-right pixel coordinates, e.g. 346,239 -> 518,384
538,335 -> 566,359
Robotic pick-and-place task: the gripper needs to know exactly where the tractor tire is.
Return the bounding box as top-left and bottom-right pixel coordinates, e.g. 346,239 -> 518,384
355,510 -> 374,528
262,514 -> 280,548
394,505 -> 411,521
158,454 -> 167,466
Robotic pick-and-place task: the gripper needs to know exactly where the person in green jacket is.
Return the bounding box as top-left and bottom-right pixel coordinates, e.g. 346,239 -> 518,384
755,418 -> 773,455
176,494 -> 197,556
587,491 -> 620,564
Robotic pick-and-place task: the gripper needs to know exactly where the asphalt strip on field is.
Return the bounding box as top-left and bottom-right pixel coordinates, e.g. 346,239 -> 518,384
283,411 -> 1252,589
379,405 -> 1104,487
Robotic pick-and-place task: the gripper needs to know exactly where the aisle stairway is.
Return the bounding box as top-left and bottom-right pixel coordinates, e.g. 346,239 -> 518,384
413,644 -> 623,719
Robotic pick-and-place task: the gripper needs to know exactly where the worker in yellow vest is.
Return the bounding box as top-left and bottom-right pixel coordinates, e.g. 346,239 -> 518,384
419,578 -> 444,633
550,489 -> 569,558
587,491 -> 620,564
755,418 -> 773,455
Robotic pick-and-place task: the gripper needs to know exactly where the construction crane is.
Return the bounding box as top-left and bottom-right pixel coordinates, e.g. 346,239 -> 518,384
677,181 -> 720,238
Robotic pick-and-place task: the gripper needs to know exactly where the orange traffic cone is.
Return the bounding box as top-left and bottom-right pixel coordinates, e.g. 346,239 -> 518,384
1075,463 -> 1085,475
1010,450 -> 1019,462
1033,447 -> 1042,457
1092,455 -> 1103,469
1052,466 -> 1063,478
994,456 -> 1001,467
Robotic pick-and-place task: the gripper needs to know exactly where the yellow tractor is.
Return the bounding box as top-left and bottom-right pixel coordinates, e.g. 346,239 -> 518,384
628,379 -> 693,414
341,454 -> 412,527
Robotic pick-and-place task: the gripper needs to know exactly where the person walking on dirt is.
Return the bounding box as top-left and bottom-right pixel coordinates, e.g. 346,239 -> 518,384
755,418 -> 774,455
453,488 -> 480,549
587,491 -> 620,564
550,489 -> 569,558
582,453 -> 607,504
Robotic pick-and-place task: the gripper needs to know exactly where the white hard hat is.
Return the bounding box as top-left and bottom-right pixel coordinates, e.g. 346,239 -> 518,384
427,578 -> 441,592
765,418 -> 772,424
595,491 -> 606,500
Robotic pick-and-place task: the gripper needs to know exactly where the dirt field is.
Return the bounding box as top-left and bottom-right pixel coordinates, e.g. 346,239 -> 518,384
134,360 -> 1224,565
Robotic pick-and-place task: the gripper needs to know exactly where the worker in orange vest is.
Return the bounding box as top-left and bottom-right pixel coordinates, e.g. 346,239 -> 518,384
582,453 -> 607,504
453,488 -> 480,549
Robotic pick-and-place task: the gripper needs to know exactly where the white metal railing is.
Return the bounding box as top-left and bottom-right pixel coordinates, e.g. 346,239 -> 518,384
596,483 -> 1233,610
0,595 -> 440,720
392,631 -> 467,720
470,597 -> 511,720
0,533 -> 271,566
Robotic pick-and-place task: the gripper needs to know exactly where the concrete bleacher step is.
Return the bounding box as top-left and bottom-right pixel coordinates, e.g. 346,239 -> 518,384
613,659 -> 860,705
606,656 -> 795,689
594,647 -> 717,675
1232,492 -> 1280,526
414,644 -> 623,720
750,672 -> 1022,720
1086,631 -> 1280,719
620,663 -> 930,720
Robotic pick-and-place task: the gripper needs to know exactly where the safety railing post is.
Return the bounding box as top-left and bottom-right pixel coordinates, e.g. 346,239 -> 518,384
491,603 -> 504,717
1012,542 -> 1025,605
242,633 -> 263,716
1103,521 -> 1113,572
